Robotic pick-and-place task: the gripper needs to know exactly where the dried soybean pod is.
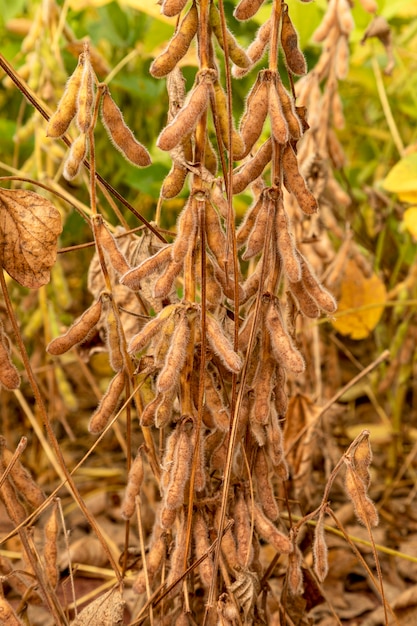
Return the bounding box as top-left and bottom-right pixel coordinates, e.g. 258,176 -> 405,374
214,509 -> 239,571
281,4 -> 307,76
288,280 -> 320,318
282,144 -> 318,215
253,503 -> 292,553
0,596 -> 24,626
153,258 -> 183,299
232,138 -> 272,195
172,197 -> 197,263
63,133 -> 88,180
157,75 -> 211,152
161,163 -> 188,199
251,356 -> 275,425
121,447 -> 144,519
266,300 -> 305,374
133,531 -> 166,594
46,54 -> 84,138
268,81 -> 289,144
267,406 -> 288,473
161,0 -> 188,17
234,0 -> 266,20
211,80 -> 245,158
238,73 -> 270,159
0,329 -> 20,390
205,255 -> 223,307
236,190 -> 265,248
288,545 -> 304,595
204,136 -> 218,175
275,197 -> 301,283
209,3 -> 250,69
313,511 -> 329,582
234,490 -> 254,567
211,180 -> 229,219
335,34 -> 349,80
232,19 -> 271,78
275,79 -> 303,140
313,0 -> 338,42
121,245 -> 172,291
242,192 -> 270,259
206,313 -> 242,374
1,445 -> 45,509
150,3 -> 198,78
298,253 -> 337,313
94,217 -> 130,275
44,504 -> 59,589
101,86 -> 151,167
128,305 -> 176,353
88,370 -> 126,434
193,512 -> 214,588
47,298 -> 103,355
157,311 -> 189,393
344,463 -> 379,527
164,420 -> 193,510
155,387 -> 176,428
104,303 -> 125,372
140,394 -> 161,427
352,431 -> 372,489
212,259 -> 246,303
205,201 -> 229,270
254,446 -> 279,520
76,53 -> 94,133
337,0 -> 355,35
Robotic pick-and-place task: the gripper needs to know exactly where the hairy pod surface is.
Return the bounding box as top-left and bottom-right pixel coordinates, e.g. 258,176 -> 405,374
121,448 -> 144,519
282,144 -> 318,215
275,197 -> 301,283
209,3 -> 251,69
234,0 -> 266,21
0,329 -> 20,390
157,74 -> 212,151
212,80 -> 245,158
269,80 -> 289,144
88,370 -> 126,434
150,3 -> 198,78
172,197 -> 197,263
238,72 -> 270,159
232,138 -> 272,195
46,54 -> 85,138
161,0 -> 188,17
206,313 -> 242,373
63,133 -> 88,181
281,4 -> 307,76
265,299 -> 305,374
76,54 -> 94,133
47,298 -> 102,355
121,245 -> 172,291
95,218 -> 130,276
101,86 -> 151,167
157,311 -> 189,393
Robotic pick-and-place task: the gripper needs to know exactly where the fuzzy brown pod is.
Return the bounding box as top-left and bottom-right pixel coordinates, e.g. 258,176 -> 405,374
232,138 -> 272,195
234,0 -> 266,21
298,252 -> 337,313
282,144 -> 318,215
0,327 -> 20,389
161,163 -> 188,199
88,370 -> 126,434
121,244 -> 172,291
265,298 -> 305,374
211,80 -> 245,158
238,72 -> 270,159
236,189 -> 265,248
268,81 -> 289,144
44,504 -> 59,590
242,195 -> 269,260
63,133 -> 88,180
101,85 -> 151,167
253,503 -> 292,553
128,304 -> 177,353
209,3 -> 251,69
313,511 -> 329,582
161,0 -> 188,17
232,19 -> 271,78
0,442 -> 45,509
157,71 -> 213,151
157,310 -> 189,393
46,53 -> 85,138
280,4 -> 307,76
150,3 -> 198,78
0,597 -> 23,626
47,297 -> 103,355
172,197 -> 197,263
275,79 -> 303,140
206,313 -> 242,373
76,53 -> 94,133
94,217 -> 131,276
0,188 -> 62,288
254,446 -> 279,520
133,531 -> 166,593
344,462 -> 379,527
121,447 -> 144,519
275,196 -> 301,283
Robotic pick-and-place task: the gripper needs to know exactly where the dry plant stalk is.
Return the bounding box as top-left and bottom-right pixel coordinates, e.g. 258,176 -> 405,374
3,0 -> 385,622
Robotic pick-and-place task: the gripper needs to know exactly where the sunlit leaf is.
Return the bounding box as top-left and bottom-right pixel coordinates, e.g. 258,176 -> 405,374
403,206 -> 417,240
381,153 -> 417,203
331,259 -> 387,340
0,188 -> 62,289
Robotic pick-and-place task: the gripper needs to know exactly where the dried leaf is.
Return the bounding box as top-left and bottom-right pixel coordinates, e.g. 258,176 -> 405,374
70,588 -> 124,625
331,258 -> 386,340
0,188 -> 62,288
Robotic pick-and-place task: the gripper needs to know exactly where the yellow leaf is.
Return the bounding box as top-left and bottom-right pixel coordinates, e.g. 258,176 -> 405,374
331,259 -> 386,340
0,188 -> 62,289
403,206 -> 417,240
381,153 -> 417,203
68,0 -> 173,22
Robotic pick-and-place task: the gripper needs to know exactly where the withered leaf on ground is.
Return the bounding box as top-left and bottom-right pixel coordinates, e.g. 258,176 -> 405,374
0,188 -> 62,288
